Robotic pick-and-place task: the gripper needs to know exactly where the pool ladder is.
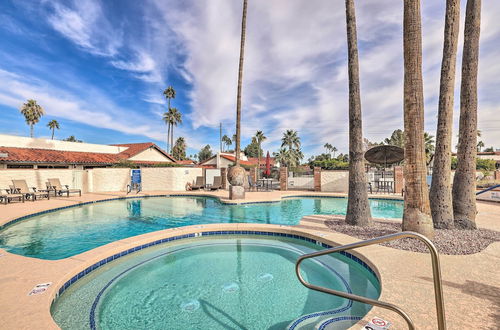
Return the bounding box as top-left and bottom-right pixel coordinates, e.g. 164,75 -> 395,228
295,231 -> 446,330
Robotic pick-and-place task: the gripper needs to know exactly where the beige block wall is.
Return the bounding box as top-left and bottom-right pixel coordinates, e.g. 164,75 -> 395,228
0,169 -> 86,191
321,170 -> 349,192
141,167 -> 202,191
90,168 -> 130,192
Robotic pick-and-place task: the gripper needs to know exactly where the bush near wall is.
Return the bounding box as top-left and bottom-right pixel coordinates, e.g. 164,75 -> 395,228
451,157 -> 496,171
310,159 -> 349,170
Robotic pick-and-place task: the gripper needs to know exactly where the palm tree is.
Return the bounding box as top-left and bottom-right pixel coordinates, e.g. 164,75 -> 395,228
222,135 -> 232,152
172,137 -> 187,160
424,132 -> 435,166
452,0 -> 481,230
281,130 -> 302,167
430,0 -> 459,229
344,0 -> 372,227
332,146 -> 338,158
20,99 -> 45,138
168,108 -> 182,153
163,86 -> 176,110
324,143 -> 333,155
234,0 -> 248,166
163,86 -> 176,151
254,130 -> 266,178
273,148 -> 288,167
47,120 -> 60,140
281,130 -> 301,150
162,111 -> 173,152
477,140 -> 484,152
402,0 -> 434,238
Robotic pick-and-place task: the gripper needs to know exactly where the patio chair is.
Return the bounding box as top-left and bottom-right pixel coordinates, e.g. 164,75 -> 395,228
0,189 -> 25,204
210,176 -> 222,191
12,180 -> 50,201
47,178 -> 81,197
190,176 -> 205,190
247,175 -> 262,192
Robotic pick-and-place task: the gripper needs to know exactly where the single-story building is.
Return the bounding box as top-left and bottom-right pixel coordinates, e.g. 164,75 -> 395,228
0,134 -> 177,169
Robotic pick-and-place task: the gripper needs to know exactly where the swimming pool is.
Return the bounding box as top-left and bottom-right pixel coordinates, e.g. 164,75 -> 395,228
51,236 -> 380,330
0,196 -> 403,260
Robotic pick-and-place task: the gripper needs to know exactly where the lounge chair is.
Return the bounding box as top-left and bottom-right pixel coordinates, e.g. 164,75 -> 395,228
0,189 -> 25,204
190,176 -> 205,190
47,178 -> 81,197
210,176 -> 222,190
12,180 -> 50,201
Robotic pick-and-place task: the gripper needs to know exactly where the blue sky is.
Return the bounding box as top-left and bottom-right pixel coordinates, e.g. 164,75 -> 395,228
0,0 -> 499,159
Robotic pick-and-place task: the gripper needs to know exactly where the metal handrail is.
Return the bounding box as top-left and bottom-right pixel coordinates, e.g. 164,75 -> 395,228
295,231 -> 446,330
476,184 -> 500,195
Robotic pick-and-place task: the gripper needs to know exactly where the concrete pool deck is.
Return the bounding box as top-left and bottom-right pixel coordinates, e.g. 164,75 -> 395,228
0,190 -> 498,329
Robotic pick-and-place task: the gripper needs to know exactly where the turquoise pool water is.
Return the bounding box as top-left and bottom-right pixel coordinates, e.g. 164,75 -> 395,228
0,196 -> 403,260
51,237 -> 380,330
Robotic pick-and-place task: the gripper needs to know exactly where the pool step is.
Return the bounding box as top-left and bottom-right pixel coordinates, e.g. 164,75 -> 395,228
287,309 -> 363,330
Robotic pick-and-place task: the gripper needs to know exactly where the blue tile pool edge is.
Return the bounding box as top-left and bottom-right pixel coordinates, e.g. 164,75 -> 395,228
0,193 -> 402,230
50,231 -> 380,308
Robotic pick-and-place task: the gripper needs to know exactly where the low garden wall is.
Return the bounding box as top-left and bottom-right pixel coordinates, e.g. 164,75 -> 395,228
0,167 -> 202,193
320,170 -> 349,192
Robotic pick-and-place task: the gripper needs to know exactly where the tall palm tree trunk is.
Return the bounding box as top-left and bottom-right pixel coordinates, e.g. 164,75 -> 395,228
30,124 -> 34,138
234,0 -> 248,166
167,124 -> 171,153
430,0 -> 460,229
170,126 -> 174,153
51,129 -> 55,140
402,0 -> 434,239
452,0 -> 481,229
344,0 -> 372,226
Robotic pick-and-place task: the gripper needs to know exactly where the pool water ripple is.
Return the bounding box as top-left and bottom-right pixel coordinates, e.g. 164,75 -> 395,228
0,196 -> 403,259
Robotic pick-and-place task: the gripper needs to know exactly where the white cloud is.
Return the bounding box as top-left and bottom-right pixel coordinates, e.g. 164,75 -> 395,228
47,0 -> 122,57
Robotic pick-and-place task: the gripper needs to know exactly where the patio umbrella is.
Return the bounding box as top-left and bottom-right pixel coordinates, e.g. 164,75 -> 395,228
364,145 -> 404,181
264,151 -> 271,177
364,145 -> 404,166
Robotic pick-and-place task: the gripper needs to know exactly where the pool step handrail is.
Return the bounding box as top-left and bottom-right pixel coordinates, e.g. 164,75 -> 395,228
476,184 -> 500,195
295,231 -> 446,330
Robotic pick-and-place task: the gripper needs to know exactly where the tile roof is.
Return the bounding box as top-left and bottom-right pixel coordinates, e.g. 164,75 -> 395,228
0,147 -> 117,164
0,143 -> 177,165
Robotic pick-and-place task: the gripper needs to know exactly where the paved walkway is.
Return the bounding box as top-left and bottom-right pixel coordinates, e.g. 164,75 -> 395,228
0,191 -> 498,329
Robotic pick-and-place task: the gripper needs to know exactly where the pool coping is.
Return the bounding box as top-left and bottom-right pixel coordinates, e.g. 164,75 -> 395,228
0,191 -> 498,329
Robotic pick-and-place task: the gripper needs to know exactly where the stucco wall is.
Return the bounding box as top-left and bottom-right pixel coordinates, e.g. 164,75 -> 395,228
0,169 -> 86,191
321,170 -> 349,192
141,167 -> 202,191
90,168 -> 130,192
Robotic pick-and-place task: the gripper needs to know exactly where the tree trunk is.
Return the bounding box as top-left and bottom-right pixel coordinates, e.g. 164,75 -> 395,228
167,124 -> 171,153
30,124 -> 33,138
51,129 -> 55,140
452,0 -> 481,229
234,0 -> 248,166
345,0 -> 372,227
170,126 -> 174,154
402,0 -> 434,239
429,0 -> 460,229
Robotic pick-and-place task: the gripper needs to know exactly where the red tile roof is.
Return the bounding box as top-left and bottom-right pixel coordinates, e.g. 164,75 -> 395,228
0,143 -> 177,165
219,154 -> 253,166
176,160 -> 196,165
0,147 -> 117,165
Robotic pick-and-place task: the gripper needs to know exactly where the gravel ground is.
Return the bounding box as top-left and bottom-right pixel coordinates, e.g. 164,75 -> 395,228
325,217 -> 500,255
